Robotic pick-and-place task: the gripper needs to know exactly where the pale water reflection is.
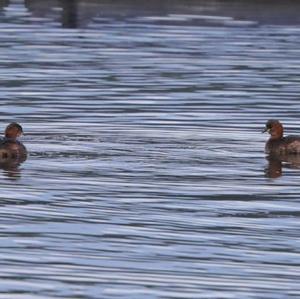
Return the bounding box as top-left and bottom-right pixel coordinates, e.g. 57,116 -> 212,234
0,0 -> 300,298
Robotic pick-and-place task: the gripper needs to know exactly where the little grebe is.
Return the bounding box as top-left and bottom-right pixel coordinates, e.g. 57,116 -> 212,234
263,119 -> 300,155
0,123 -> 27,160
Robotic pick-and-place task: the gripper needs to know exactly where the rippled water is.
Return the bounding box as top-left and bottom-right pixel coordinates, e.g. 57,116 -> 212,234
1,0 -> 300,298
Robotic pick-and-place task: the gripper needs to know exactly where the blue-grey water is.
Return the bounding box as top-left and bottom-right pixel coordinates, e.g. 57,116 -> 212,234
1,0 -> 300,298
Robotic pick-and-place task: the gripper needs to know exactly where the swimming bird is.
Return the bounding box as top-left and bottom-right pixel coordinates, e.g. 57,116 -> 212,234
263,119 -> 300,155
0,122 -> 27,160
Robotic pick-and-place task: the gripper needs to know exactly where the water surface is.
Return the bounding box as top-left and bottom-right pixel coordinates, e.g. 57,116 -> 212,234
0,0 -> 300,298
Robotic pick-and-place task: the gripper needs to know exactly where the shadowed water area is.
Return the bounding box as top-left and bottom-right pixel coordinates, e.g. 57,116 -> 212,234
1,0 -> 300,298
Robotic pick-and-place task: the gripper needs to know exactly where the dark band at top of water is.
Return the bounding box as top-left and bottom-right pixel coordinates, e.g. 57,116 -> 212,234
1,0 -> 300,28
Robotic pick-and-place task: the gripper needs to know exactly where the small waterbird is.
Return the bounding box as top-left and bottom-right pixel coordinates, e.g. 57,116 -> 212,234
0,122 -> 27,160
263,119 -> 300,155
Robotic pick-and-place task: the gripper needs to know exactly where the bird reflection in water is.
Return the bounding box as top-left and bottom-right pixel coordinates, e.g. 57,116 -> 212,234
265,154 -> 300,178
0,123 -> 27,179
0,155 -> 27,179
